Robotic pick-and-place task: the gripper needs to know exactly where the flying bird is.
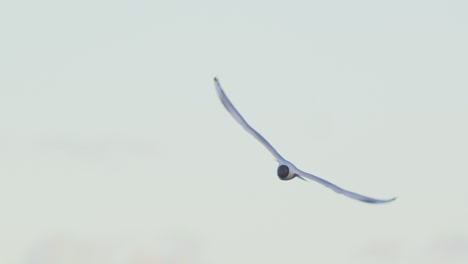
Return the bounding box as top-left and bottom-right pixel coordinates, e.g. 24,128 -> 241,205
214,77 -> 396,203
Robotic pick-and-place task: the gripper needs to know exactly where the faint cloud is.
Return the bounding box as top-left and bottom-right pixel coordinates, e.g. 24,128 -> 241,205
358,233 -> 468,264
428,233 -> 468,263
25,233 -> 202,264
19,135 -> 163,164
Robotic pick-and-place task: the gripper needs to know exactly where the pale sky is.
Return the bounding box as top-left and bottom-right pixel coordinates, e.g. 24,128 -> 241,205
1,1 -> 468,263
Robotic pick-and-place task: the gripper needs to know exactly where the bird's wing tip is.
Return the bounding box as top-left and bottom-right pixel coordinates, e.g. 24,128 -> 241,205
376,196 -> 397,203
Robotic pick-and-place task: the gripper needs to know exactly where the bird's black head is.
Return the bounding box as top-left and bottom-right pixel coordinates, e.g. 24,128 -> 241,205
277,165 -> 290,180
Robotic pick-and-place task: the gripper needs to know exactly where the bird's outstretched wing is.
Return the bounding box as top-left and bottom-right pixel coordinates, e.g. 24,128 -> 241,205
215,77 -> 396,204
297,169 -> 396,203
214,77 -> 285,162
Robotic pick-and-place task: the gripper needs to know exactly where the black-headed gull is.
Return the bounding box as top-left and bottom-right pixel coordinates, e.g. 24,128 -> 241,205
214,77 -> 396,204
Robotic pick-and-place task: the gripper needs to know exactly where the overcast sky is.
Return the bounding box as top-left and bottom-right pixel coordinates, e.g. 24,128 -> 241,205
1,1 -> 468,263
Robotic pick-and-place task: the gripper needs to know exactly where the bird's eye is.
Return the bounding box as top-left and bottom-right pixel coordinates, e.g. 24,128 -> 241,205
277,165 -> 289,180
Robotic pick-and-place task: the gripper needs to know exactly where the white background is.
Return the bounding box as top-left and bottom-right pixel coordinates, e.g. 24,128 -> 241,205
1,1 -> 467,263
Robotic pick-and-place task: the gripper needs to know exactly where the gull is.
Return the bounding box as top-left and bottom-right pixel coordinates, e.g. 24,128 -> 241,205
214,77 -> 396,204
